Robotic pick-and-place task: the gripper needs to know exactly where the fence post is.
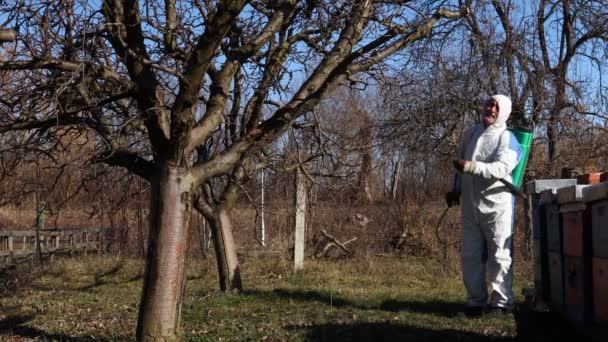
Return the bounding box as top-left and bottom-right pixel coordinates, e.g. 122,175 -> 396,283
294,168 -> 307,271
36,201 -> 46,265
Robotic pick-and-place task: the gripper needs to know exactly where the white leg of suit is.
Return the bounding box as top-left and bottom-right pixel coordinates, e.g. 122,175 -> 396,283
461,197 -> 515,310
461,215 -> 488,307
483,201 -> 515,309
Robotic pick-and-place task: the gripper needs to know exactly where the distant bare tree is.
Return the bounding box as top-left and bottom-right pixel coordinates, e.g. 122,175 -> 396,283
377,0 -> 608,190
467,0 -> 608,175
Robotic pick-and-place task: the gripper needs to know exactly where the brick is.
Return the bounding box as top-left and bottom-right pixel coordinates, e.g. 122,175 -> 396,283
577,172 -> 602,185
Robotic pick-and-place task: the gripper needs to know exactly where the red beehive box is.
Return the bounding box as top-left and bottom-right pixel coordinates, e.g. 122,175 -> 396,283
592,257 -> 608,324
549,251 -> 565,311
583,184 -> 608,258
591,200 -> 608,258
557,186 -> 589,257
577,172 -> 602,185
564,256 -> 593,323
560,204 -> 592,257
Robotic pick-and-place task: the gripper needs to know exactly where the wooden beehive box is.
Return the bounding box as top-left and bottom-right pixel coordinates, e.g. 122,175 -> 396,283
564,255 -> 593,323
591,201 -> 608,258
583,183 -> 608,258
592,257 -> 608,324
549,251 -> 565,311
546,204 -> 562,253
557,185 -> 588,204
559,202 -> 591,258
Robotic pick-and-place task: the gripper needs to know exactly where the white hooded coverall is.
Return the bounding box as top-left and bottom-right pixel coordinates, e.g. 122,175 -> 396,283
455,94 -> 522,310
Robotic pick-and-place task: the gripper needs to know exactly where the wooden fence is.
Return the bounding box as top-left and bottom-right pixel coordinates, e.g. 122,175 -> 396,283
0,227 -> 111,265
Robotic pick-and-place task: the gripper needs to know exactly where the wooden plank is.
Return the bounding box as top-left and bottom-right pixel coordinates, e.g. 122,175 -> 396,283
0,227 -> 111,237
0,249 -> 32,257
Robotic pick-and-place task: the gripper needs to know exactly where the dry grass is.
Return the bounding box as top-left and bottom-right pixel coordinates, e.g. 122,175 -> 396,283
0,252 -> 541,341
0,198 -> 560,341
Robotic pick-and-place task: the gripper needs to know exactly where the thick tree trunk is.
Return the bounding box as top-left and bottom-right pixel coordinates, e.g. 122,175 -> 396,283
137,165 -> 193,342
209,208 -> 242,293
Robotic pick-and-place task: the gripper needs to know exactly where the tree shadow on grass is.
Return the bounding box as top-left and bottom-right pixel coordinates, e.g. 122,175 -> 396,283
247,289 -> 600,341
76,262 -> 126,291
26,270 -> 143,293
0,315 -> 106,341
289,321 -> 516,342
253,288 -> 463,318
249,289 -> 592,340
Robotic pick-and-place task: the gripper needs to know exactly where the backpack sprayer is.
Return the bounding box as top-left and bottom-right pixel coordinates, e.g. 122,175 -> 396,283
501,123 -> 534,197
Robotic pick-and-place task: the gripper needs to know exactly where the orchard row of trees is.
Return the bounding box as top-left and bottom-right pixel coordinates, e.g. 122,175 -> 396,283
0,0 -> 606,340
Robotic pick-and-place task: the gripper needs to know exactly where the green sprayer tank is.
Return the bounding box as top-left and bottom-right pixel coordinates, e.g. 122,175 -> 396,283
509,126 -> 534,188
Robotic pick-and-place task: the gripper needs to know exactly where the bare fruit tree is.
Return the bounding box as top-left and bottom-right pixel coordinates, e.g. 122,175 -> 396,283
0,0 -> 469,340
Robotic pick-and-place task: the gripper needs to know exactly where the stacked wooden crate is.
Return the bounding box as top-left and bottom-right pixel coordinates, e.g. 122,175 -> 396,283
527,173 -> 608,341
557,184 -> 592,322
542,187 -> 565,312
526,179 -> 577,310
582,181 -> 608,327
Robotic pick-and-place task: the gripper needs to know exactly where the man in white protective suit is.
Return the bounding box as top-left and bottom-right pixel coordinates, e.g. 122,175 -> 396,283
445,94 -> 522,318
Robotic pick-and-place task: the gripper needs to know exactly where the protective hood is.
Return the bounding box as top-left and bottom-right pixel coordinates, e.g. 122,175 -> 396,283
490,94 -> 512,128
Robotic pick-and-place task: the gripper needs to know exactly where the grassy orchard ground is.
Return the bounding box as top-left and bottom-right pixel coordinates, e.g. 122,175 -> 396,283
0,201 -> 591,341
1,252 -> 532,341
